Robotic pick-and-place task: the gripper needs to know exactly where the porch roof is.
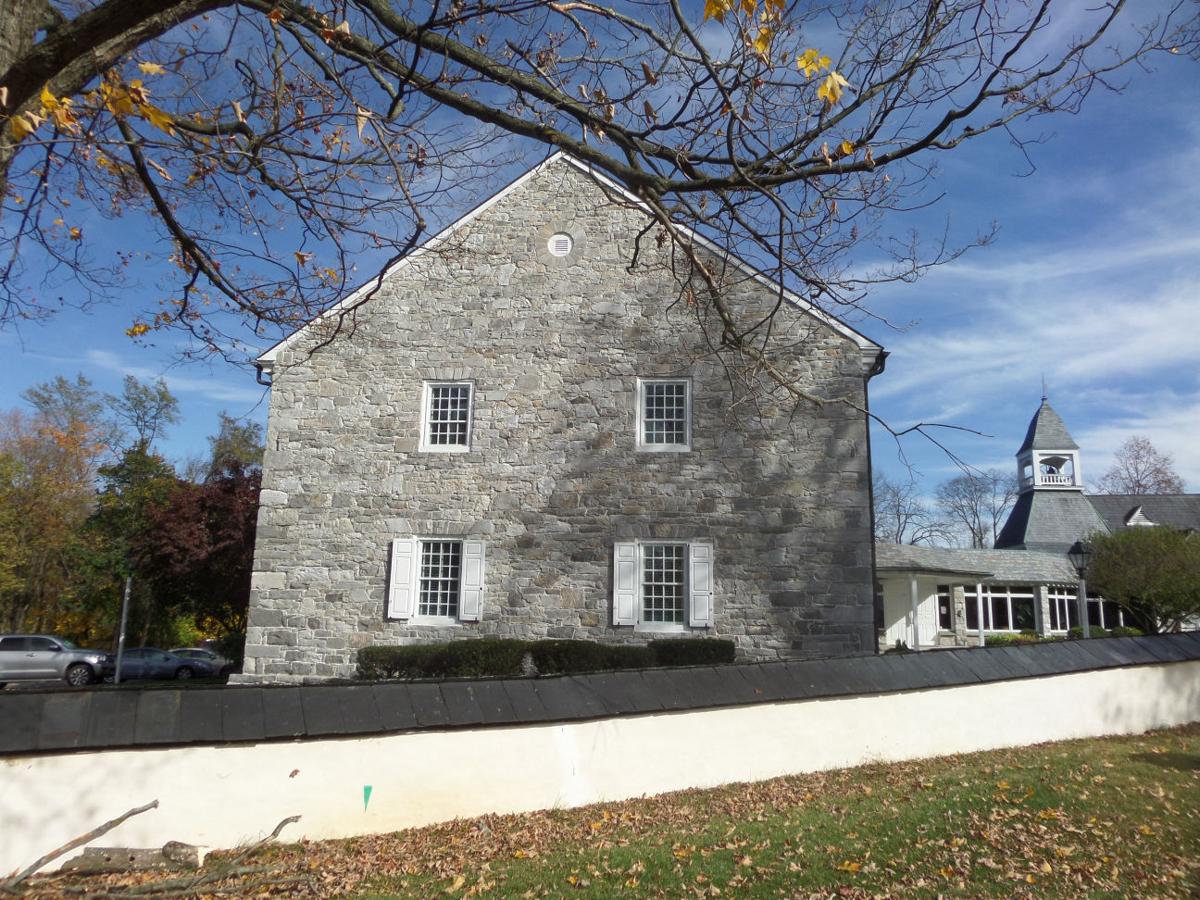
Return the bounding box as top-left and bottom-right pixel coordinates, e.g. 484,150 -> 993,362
875,544 -> 1077,584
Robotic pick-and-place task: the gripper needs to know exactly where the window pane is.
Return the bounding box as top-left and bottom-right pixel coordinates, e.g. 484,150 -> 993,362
642,382 -> 687,445
1012,597 -> 1036,631
964,589 -> 979,630
427,385 -> 471,446
0,637 -> 28,651
642,543 -> 685,623
28,637 -> 57,650
418,541 -> 462,617
990,593 -> 1010,630
936,585 -> 952,631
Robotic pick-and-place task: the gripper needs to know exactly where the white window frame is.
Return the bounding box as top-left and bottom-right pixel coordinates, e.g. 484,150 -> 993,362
387,537 -> 484,626
418,381 -> 474,453
963,584 -> 1037,633
635,378 -> 692,452
613,540 -> 714,632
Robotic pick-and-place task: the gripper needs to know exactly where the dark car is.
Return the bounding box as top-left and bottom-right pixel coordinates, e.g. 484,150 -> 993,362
0,635 -> 115,687
170,647 -> 236,676
116,647 -> 215,681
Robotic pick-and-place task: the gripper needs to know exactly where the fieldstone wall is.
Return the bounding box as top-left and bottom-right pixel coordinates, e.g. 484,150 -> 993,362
239,157 -> 879,682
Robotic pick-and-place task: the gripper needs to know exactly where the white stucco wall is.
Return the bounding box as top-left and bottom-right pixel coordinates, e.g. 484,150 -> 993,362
2,660 -> 1198,877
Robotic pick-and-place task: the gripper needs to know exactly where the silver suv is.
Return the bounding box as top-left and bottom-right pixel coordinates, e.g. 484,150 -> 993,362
0,635 -> 114,687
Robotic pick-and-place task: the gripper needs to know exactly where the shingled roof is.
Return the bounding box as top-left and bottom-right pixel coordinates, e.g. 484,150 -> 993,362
1087,494 -> 1200,533
993,490 -> 1110,553
875,543 -> 1077,583
1018,399 -> 1079,453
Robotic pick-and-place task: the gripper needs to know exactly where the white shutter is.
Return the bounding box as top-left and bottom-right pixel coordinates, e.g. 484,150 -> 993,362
459,540 -> 485,622
386,538 -> 416,620
688,543 -> 714,627
613,542 -> 638,626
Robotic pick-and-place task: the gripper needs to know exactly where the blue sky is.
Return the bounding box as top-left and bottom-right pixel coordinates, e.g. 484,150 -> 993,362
0,15 -> 1196,493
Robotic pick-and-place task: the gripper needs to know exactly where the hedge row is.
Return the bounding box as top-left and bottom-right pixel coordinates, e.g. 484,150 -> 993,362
356,637 -> 736,680
984,626 -> 1145,647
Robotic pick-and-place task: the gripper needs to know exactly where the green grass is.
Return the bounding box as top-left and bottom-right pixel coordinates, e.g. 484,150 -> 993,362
347,725 -> 1200,898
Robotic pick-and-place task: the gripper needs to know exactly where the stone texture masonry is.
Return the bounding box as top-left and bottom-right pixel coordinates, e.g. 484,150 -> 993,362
239,156 -> 883,682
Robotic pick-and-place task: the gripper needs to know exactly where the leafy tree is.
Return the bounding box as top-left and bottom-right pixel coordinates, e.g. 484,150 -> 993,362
137,460 -> 261,639
0,407 -> 103,633
1095,436 -> 1186,495
1089,527 -> 1200,633
935,469 -> 1018,549
111,375 -> 180,452
88,446 -> 183,645
872,472 -> 951,546
208,411 -> 264,474
1,0 -> 1195,416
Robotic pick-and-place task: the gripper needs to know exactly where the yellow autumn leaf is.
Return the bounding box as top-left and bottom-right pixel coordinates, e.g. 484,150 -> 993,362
125,322 -> 151,337
817,70 -> 850,105
10,113 -> 38,141
294,251 -> 312,266
40,85 -> 61,111
354,105 -> 371,138
738,0 -> 755,15
750,27 -> 773,61
839,139 -> 854,156
68,226 -> 82,240
704,0 -> 733,22
796,48 -> 831,78
140,104 -> 175,135
836,860 -> 861,873
138,61 -> 167,75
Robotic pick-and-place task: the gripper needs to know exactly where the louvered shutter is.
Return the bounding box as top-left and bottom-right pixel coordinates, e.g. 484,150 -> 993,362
613,542 -> 638,626
386,538 -> 417,620
688,543 -> 714,627
459,540 -> 485,622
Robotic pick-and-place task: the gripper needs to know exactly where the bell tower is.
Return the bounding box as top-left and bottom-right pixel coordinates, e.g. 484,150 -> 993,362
995,395 -> 1107,551
1015,395 -> 1082,493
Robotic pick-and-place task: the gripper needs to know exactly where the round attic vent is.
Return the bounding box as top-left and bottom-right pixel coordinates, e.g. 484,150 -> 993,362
548,232 -> 573,257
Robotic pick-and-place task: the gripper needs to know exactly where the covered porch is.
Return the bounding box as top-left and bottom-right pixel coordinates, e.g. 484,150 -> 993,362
874,544 -> 1086,651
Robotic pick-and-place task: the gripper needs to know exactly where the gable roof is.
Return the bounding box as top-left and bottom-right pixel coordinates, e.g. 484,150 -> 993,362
257,152 -> 883,369
1017,399 -> 1079,453
1087,494 -> 1200,533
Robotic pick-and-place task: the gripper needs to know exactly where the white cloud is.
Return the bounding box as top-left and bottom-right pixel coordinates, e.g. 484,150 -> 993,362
84,350 -> 266,406
1074,397 -> 1200,490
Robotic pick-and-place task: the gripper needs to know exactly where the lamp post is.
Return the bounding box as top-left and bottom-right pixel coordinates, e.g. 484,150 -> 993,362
1067,540 -> 1092,639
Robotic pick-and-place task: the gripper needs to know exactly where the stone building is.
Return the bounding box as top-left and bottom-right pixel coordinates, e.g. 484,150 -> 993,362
238,153 -> 887,682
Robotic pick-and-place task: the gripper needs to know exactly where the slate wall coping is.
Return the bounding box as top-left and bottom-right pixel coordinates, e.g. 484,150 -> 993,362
1,633 -> 1197,757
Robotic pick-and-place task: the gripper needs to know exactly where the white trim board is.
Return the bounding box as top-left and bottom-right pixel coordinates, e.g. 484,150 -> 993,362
257,151 -> 883,370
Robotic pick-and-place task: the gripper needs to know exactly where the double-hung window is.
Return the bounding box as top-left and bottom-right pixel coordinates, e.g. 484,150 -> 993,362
612,541 -> 713,630
636,379 -> 691,451
420,382 -> 473,452
386,538 -> 485,623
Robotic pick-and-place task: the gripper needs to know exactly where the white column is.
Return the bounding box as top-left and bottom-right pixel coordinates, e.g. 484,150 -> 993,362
976,583 -> 985,647
910,575 -> 921,651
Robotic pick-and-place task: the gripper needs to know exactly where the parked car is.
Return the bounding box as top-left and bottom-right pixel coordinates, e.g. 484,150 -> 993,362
0,635 -> 114,687
116,647 -> 216,681
170,647 -> 235,676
